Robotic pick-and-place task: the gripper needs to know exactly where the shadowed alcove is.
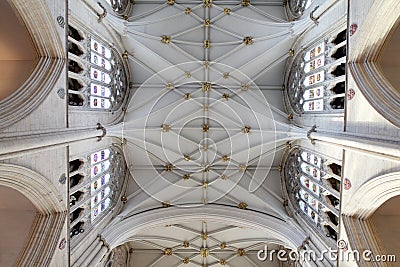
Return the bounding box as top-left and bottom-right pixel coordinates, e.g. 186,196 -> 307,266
0,0 -> 37,101
0,186 -> 37,267
380,20 -> 400,91
372,195 -> 400,262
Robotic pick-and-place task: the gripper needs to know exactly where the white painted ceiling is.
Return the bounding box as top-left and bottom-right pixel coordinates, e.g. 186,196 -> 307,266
127,220 -> 282,267
105,1 -> 308,263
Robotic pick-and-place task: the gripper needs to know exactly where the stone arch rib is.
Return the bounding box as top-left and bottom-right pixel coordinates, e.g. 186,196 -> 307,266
342,171 -> 400,267
102,205 -> 307,251
349,0 -> 400,127
0,164 -> 67,266
0,0 -> 65,130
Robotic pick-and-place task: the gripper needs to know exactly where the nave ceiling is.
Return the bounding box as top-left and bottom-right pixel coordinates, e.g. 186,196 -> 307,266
103,0 -> 313,257
127,220 -> 282,267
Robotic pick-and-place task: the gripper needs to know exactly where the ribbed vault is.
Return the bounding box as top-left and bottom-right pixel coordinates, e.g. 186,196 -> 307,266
102,1 -> 313,262
105,0 -> 311,215
127,221 -> 283,267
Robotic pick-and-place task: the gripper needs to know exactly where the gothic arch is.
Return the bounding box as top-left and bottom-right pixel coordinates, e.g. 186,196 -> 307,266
103,0 -> 133,17
342,172 -> 400,267
0,0 -> 64,130
0,164 -> 67,266
284,22 -> 347,115
281,146 -> 342,244
349,0 -> 400,127
102,206 -> 307,251
344,172 -> 400,219
67,17 -> 131,115
285,0 -> 314,20
69,144 -> 128,244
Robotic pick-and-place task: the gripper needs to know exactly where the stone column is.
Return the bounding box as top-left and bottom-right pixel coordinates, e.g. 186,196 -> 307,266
78,238 -> 103,267
0,124 -> 106,160
73,236 -> 100,266
308,129 -> 400,158
298,244 -> 318,267
89,245 -> 109,267
82,0 -> 105,15
82,0 -> 107,22
77,235 -> 110,267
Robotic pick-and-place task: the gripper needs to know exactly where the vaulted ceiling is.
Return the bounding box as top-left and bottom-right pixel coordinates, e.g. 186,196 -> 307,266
127,220 -> 282,267
104,0 -> 312,260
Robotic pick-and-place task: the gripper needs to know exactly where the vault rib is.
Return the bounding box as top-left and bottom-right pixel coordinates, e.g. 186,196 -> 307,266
170,42 -> 201,62
210,4 -> 243,24
127,4 -> 168,21
248,4 -> 287,23
127,11 -> 185,25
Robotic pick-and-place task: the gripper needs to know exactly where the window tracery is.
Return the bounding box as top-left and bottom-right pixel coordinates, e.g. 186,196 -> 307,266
287,0 -> 314,19
287,29 -> 347,113
284,147 -> 341,243
69,145 -> 127,241
67,24 -> 129,111
105,0 -> 132,16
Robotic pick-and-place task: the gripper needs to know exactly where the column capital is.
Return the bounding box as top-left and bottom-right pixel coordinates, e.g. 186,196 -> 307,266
97,123 -> 107,141
310,6 -> 320,24
97,2 -> 107,23
98,234 -> 111,251
307,125 -> 317,145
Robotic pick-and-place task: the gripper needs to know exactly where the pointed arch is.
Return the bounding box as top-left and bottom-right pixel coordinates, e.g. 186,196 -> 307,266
0,164 -> 67,266
67,19 -> 131,113
0,0 -> 65,129
281,146 -> 342,245
102,206 -> 307,251
349,0 -> 400,127
343,172 -> 400,219
284,26 -> 347,115
342,172 -> 400,267
69,144 -> 128,244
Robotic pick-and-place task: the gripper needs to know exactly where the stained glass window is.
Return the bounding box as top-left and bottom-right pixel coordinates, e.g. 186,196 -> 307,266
302,87 -> 323,101
303,71 -> 325,86
299,200 -> 319,224
304,42 -> 325,61
105,0 -> 131,15
88,39 -> 114,110
287,30 -> 347,113
90,84 -> 112,98
90,149 -> 112,222
90,97 -> 111,109
67,24 -> 128,111
300,163 -> 321,180
91,174 -> 111,193
284,148 -> 341,242
287,0 -> 314,19
69,145 -> 126,242
91,39 -> 112,59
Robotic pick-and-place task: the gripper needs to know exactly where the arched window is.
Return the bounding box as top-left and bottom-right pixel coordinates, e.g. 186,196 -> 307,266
89,148 -> 112,221
287,29 -> 347,114
105,0 -> 132,16
283,147 -> 341,243
67,24 -> 129,111
287,0 -> 314,19
69,145 -> 127,241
